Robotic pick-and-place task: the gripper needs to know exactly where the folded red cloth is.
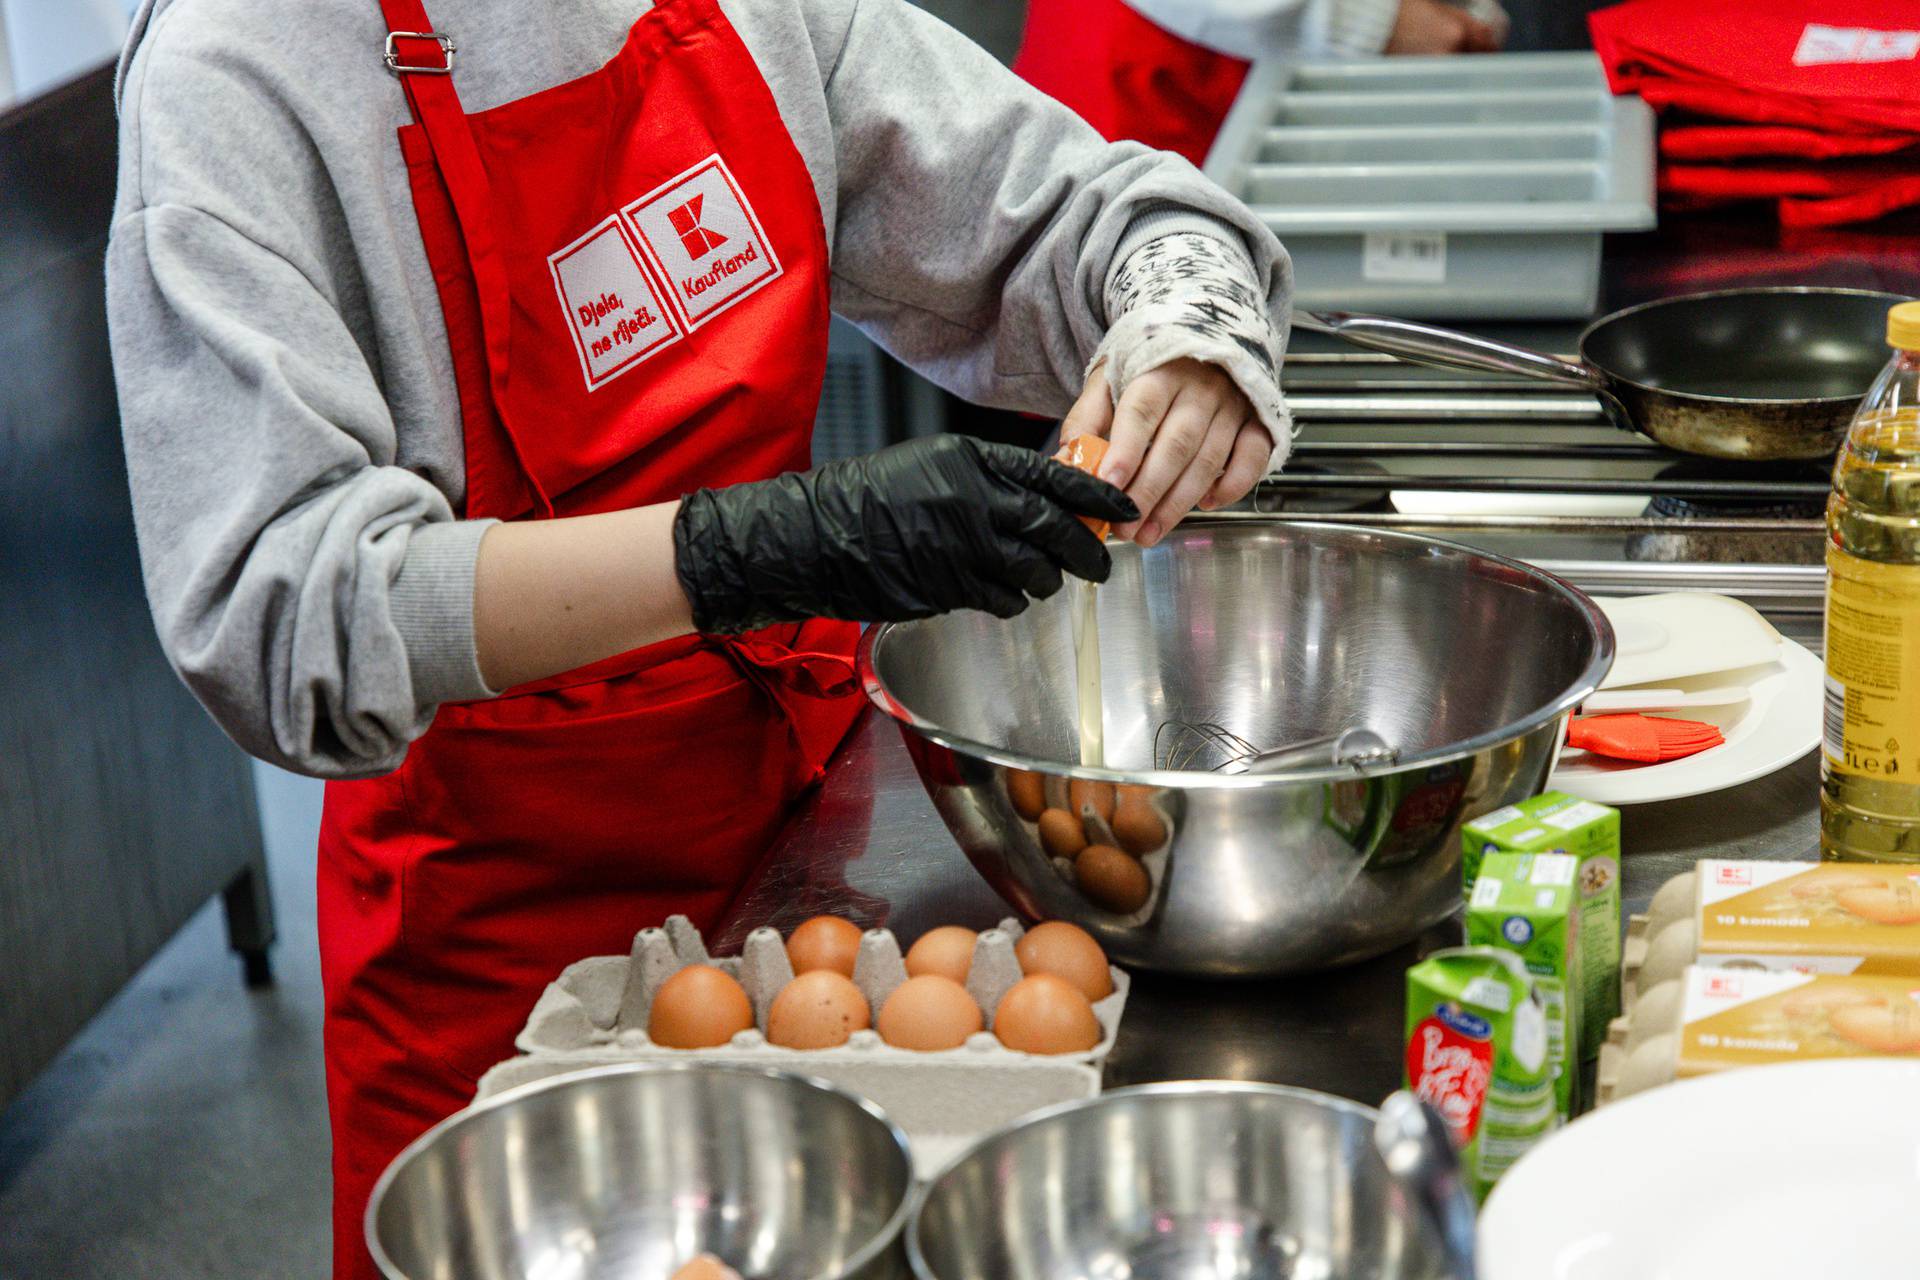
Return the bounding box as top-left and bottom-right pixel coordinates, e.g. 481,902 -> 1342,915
1659,162 -> 1920,227
1662,123 -> 1920,162
1591,0 -> 1920,133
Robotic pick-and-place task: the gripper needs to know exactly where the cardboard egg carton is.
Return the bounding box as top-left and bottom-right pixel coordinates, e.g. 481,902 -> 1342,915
478,915 -> 1130,1175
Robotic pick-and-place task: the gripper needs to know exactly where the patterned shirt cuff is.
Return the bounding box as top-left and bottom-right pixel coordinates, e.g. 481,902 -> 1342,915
1092,230 -> 1293,474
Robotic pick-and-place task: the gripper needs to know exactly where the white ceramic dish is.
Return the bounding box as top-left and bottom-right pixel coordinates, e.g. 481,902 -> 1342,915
1596,593 -> 1783,690
1548,637 -> 1821,805
1480,1059 -> 1920,1280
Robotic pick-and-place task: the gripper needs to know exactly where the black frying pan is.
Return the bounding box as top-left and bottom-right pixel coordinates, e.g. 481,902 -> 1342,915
1299,287 -> 1911,461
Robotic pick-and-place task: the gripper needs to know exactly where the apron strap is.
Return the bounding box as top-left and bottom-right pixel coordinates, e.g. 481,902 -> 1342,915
376,0 -> 557,517
710,632 -> 860,770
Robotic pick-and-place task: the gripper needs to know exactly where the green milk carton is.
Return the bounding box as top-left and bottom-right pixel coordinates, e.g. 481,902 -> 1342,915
1404,946 -> 1554,1202
1462,791 -> 1620,1059
1467,851 -> 1582,1120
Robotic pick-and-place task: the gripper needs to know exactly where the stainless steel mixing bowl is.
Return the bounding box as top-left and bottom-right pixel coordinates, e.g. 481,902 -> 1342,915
908,1081 -> 1450,1280
368,1063 -> 915,1280
860,520 -> 1612,975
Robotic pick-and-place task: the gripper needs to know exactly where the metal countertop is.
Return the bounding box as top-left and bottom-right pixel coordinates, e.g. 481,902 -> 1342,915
712,610 -> 1822,1108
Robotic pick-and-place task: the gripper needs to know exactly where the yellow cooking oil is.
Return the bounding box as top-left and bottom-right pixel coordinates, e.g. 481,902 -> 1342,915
1822,301 -> 1920,861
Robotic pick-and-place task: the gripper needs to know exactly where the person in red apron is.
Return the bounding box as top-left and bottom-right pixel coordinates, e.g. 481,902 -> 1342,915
1014,0 -> 1508,166
109,3 -> 1297,1276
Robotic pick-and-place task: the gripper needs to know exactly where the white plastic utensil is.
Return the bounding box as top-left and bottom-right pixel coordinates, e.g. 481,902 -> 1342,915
1580,685 -> 1753,714
1595,593 -> 1782,690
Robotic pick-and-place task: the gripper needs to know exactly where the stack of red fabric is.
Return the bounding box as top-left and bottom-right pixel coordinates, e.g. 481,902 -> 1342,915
1589,0 -> 1920,227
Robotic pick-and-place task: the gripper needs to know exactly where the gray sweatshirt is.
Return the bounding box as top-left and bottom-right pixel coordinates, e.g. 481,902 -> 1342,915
109,0 -> 1292,778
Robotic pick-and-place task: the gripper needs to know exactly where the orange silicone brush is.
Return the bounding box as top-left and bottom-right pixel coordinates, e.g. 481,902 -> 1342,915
1567,714 -> 1724,763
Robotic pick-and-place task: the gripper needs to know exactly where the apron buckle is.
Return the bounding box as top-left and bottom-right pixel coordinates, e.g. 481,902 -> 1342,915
385,31 -> 456,75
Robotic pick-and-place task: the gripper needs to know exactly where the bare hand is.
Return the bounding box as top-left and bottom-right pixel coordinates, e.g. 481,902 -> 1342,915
1385,0 -> 1504,55
1059,359 -> 1271,548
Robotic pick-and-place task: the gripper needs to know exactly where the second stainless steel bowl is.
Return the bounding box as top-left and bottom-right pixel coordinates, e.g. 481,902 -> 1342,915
860,521 -> 1613,975
368,1063 -> 915,1280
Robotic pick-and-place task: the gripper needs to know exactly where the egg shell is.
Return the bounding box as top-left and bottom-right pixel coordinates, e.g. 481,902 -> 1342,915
1038,808 -> 1089,859
1054,435 -> 1112,539
994,974 -> 1101,1055
1015,921 -> 1113,1002
648,965 -> 755,1049
1007,770 -> 1047,821
1068,779 -> 1116,825
1075,843 -> 1151,915
878,975 -> 986,1051
787,915 -> 863,976
905,926 -> 979,984
767,971 -> 871,1049
673,1256 -> 743,1280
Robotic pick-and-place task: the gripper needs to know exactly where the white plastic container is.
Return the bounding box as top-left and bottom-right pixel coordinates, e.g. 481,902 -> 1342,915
477,915 -> 1129,1175
1204,53 -> 1656,319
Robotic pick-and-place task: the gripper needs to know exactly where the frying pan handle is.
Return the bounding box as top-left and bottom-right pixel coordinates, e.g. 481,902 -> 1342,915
1297,311 -> 1602,390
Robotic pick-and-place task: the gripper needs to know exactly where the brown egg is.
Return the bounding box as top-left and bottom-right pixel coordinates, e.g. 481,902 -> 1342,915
1830,1001 -> 1920,1053
1110,798 -> 1166,854
1007,769 -> 1047,821
648,965 -> 755,1049
1015,920 -> 1114,1001
904,926 -> 978,984
1075,843 -> 1151,915
787,915 -> 863,976
1038,807 -> 1089,859
877,975 -> 985,1051
1069,779 -> 1116,824
994,974 -> 1102,1055
767,971 -> 871,1049
673,1256 -> 743,1280
1837,884 -> 1920,926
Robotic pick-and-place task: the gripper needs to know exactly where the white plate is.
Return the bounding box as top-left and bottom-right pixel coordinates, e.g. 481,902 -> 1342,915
1547,637 -> 1821,805
1480,1060 -> 1920,1280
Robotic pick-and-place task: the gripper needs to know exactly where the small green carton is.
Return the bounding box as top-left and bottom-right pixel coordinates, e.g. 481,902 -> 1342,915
1467,851 -> 1582,1120
1405,946 -> 1554,1202
1462,791 -> 1620,1060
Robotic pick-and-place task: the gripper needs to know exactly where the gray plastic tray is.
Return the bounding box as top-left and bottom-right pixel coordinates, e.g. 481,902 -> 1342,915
1204,52 -> 1656,319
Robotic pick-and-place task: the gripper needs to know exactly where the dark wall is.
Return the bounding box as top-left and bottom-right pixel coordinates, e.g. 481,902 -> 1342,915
0,66 -> 269,1106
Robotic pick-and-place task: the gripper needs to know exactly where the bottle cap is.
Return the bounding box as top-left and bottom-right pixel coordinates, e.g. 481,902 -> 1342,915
1888,300 -> 1920,351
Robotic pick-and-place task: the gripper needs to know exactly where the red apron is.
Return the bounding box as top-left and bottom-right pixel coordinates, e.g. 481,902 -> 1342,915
1012,0 -> 1249,166
318,3 -> 862,1277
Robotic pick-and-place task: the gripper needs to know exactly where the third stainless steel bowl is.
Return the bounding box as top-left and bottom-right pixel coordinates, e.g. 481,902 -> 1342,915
908,1082 -> 1449,1280
860,521 -> 1612,975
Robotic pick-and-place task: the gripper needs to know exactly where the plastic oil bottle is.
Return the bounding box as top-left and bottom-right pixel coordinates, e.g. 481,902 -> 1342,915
1822,300 -> 1920,861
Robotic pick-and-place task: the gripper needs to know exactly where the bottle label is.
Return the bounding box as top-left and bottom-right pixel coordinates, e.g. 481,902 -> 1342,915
1825,548 -> 1920,781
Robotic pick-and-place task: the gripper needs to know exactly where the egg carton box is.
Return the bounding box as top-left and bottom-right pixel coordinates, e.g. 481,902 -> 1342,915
478,915 -> 1129,1175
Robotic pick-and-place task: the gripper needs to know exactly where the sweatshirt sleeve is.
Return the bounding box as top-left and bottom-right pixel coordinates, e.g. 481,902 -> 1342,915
1122,0 -> 1402,62
819,0 -> 1293,416
108,203 -> 495,779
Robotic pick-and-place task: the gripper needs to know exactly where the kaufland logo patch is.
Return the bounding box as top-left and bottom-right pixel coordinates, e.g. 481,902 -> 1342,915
1793,23 -> 1920,66
623,156 -> 781,328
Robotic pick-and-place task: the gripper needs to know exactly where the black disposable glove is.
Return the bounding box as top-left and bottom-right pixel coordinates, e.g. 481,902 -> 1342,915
673,435 -> 1138,634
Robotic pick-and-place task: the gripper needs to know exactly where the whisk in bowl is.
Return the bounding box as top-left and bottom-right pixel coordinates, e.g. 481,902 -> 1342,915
1154,719 -> 1401,775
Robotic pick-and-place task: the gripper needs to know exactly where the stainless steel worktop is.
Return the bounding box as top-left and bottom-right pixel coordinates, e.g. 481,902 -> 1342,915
712,602 -> 1822,1108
